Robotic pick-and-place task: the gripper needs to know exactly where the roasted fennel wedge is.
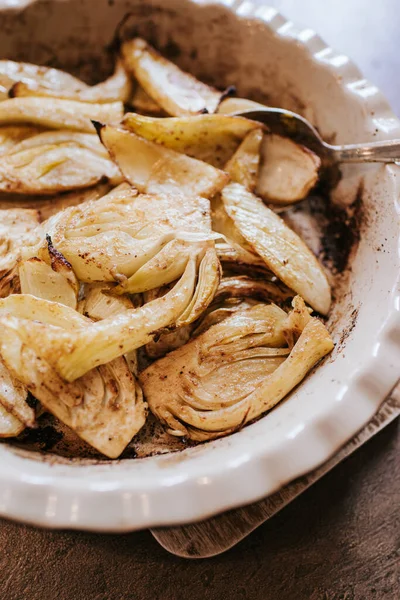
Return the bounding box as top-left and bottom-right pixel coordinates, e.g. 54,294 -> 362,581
0,358 -> 33,429
1,330 -> 146,457
0,292 -> 146,457
0,257 -> 217,381
217,97 -> 267,115
25,184 -> 220,298
19,235 -> 79,309
122,113 -> 260,167
0,403 -> 24,437
131,85 -> 165,116
0,59 -> 88,101
225,128 -> 263,191
10,60 -> 133,104
221,183 -> 331,315
0,98 -> 123,131
0,207 -> 40,297
0,125 -> 44,155
257,133 -> 321,204
122,38 -> 229,116
0,182 -> 112,219
211,128 -> 266,271
98,124 -> 229,197
0,131 -> 120,194
79,283 -> 136,321
140,297 -> 333,440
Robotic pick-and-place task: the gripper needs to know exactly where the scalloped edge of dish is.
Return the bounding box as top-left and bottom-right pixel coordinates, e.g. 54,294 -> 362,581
0,0 -> 399,531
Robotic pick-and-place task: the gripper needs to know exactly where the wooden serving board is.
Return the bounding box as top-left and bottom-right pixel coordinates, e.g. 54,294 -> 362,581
150,386 -> 400,558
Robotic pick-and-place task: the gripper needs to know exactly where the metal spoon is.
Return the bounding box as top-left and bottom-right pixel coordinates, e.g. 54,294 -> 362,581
234,107 -> 400,164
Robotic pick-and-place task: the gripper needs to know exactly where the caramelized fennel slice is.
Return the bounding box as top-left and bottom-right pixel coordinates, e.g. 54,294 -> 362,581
0,358 -> 34,427
0,59 -> 88,98
26,185 -> 219,297
0,182 -> 112,219
217,97 -> 268,115
140,299 -> 333,440
0,125 -> 44,155
211,193 -> 267,272
225,128 -> 263,191
0,140 -> 120,195
0,403 -> 24,437
122,38 -> 227,117
10,60 -> 133,104
19,253 -> 79,309
0,207 -> 40,297
257,134 -> 321,204
122,113 -> 260,168
98,124 -> 229,197
0,98 -> 123,132
213,275 -> 293,307
79,284 -> 135,321
131,85 -> 165,116
221,183 -> 331,315
0,258 -> 206,381
0,324 -> 146,458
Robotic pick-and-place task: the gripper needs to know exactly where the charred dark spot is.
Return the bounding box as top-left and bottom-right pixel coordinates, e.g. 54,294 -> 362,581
17,425 -> 63,452
120,446 -> 138,459
338,307 -> 359,348
218,84 -> 237,107
26,392 -> 39,410
46,234 -> 73,271
8,82 -> 18,98
164,39 -> 181,59
91,120 -> 105,137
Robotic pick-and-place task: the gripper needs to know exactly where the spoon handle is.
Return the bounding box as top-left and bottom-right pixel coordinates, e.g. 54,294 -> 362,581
330,139 -> 400,163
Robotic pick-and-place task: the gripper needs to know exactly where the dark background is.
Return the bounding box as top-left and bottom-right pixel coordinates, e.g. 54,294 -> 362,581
1,1 -> 399,599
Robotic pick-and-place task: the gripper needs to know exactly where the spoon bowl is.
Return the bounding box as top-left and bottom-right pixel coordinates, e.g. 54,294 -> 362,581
234,107 -> 400,164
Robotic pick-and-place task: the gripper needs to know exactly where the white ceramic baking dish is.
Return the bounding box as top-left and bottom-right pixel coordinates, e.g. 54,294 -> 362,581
0,0 -> 399,531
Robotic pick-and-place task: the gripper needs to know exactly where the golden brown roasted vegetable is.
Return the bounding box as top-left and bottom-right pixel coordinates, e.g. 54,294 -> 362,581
211,192 -> 264,273
0,294 -> 147,457
257,133 -> 321,204
0,182 -> 112,219
78,283 -> 141,376
98,124 -> 229,197
10,60 -> 133,104
0,131 -> 120,194
79,283 -> 135,321
0,98 -> 123,131
221,183 -> 331,314
122,113 -> 259,168
122,38 -> 227,116
217,97 -> 267,115
19,236 -> 79,309
0,207 -> 40,297
140,297 -> 333,440
0,358 -> 34,429
130,85 -> 164,116
213,275 -> 293,307
25,184 -> 220,300
0,256 -> 218,381
225,128 -> 263,191
192,275 -> 293,338
0,59 -> 88,100
0,403 -> 24,437
0,332 -> 146,457
0,125 -> 44,155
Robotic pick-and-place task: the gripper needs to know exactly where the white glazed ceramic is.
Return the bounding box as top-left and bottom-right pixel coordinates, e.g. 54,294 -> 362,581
0,0 -> 399,531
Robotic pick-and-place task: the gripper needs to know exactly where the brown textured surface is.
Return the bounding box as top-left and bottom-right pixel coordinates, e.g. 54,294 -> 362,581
1,0 -> 400,598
